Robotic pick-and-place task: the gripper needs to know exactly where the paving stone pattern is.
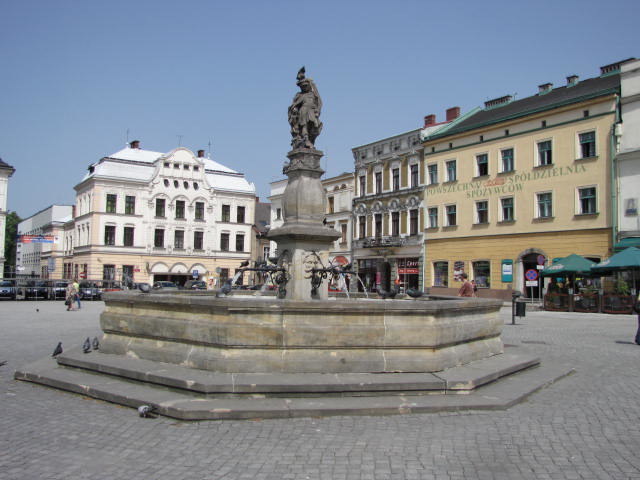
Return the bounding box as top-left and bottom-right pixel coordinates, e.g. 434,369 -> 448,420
1,300 -> 640,479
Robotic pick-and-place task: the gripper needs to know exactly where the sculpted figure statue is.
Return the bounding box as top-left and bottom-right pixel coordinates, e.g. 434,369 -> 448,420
288,67 -> 323,149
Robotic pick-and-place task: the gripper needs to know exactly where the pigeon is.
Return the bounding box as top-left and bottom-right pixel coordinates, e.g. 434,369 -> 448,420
52,342 -> 63,357
0,360 -> 7,367
92,337 -> 99,350
216,279 -> 233,297
239,260 -> 250,268
82,337 -> 91,354
137,405 -> 158,418
36,309 -> 39,313
406,288 -> 424,299
377,287 -> 398,299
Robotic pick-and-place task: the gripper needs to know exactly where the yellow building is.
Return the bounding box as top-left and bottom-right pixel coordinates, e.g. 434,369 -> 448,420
421,61 -> 630,299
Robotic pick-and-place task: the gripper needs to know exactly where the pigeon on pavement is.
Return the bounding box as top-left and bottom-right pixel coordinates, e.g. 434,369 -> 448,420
82,337 -> 91,354
92,337 -> 99,350
52,342 -> 63,357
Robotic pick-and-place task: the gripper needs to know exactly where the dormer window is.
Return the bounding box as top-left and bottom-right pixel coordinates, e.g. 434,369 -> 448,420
183,165 -> 190,170
164,162 -> 170,167
174,164 -> 180,169
193,166 -> 199,172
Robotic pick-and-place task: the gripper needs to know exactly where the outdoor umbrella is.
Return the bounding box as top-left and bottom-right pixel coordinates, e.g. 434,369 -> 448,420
591,247 -> 640,273
540,254 -> 596,277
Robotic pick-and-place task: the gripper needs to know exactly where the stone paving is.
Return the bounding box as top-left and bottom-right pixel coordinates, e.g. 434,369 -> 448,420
1,299 -> 640,479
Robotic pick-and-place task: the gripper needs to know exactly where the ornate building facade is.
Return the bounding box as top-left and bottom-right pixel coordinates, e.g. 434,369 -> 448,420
0,158 -> 15,278
62,142 -> 256,286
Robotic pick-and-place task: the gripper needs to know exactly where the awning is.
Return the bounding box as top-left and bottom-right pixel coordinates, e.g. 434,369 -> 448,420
540,254 -> 596,277
614,237 -> 640,252
592,247 -> 640,273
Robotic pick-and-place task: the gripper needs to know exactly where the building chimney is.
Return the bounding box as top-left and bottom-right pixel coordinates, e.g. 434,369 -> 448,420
484,95 -> 513,109
600,58 -> 636,76
538,83 -> 553,95
197,149 -> 205,158
566,75 -> 579,86
129,140 -> 140,149
424,114 -> 436,127
446,107 -> 460,122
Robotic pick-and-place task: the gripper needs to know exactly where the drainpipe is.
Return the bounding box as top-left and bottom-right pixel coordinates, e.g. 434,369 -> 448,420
610,94 -> 621,250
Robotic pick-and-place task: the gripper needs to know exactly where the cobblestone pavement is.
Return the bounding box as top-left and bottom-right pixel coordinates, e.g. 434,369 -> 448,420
1,299 -> 640,480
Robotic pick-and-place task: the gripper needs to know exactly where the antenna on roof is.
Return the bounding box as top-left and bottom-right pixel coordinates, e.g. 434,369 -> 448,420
208,139 -> 212,159
177,135 -> 183,147
125,128 -> 130,146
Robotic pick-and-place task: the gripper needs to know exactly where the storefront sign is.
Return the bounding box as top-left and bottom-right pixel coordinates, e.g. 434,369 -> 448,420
425,164 -> 588,199
501,259 -> 513,283
18,235 -> 56,244
453,261 -> 465,281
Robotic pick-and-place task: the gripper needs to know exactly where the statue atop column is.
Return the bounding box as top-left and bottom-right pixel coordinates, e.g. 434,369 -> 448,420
288,67 -> 323,150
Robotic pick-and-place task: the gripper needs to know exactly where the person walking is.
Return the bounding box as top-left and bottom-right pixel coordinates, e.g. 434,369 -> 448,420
458,273 -> 474,297
65,282 -> 76,311
73,278 -> 81,310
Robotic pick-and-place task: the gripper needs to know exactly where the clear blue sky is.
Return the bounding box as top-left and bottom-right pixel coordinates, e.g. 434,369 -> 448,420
2,0 -> 638,218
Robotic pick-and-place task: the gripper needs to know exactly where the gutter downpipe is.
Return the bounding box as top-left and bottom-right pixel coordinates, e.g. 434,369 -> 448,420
611,94 -> 621,251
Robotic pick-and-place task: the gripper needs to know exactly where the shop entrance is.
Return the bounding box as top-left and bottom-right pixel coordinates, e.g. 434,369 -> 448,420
521,252 -> 545,299
152,274 -> 193,287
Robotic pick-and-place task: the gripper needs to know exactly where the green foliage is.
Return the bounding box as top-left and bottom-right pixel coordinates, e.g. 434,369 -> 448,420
614,278 -> 630,296
4,211 -> 21,275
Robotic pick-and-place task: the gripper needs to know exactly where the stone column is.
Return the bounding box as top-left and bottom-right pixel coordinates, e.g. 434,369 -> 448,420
267,148 -> 341,301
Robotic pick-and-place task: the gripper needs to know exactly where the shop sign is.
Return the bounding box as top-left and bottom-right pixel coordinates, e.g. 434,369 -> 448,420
501,259 -> 513,282
453,261 -> 465,281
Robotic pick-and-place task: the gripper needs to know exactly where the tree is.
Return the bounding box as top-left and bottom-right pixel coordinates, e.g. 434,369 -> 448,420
4,211 -> 21,277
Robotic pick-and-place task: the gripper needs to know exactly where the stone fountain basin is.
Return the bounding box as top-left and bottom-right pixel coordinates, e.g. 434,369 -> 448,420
99,292 -> 504,374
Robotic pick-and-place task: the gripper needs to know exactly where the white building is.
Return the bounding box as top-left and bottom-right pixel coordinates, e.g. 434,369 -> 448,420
617,58 -> 640,250
16,205 -> 73,278
0,158 -> 16,277
63,141 -> 256,286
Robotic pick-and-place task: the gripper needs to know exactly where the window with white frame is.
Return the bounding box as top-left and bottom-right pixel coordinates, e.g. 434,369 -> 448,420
358,215 -> 366,238
410,164 -> 419,188
475,200 -> 489,224
472,261 -> 490,288
375,172 -> 382,194
359,175 -> 366,196
391,211 -> 400,236
476,154 -> 489,177
579,131 -> 596,158
409,209 -> 419,235
433,261 -> 448,287
446,204 -> 457,226
392,168 -> 400,191
428,207 -> 438,228
428,164 -> 438,185
536,192 -> 553,218
578,187 -> 597,214
500,197 -> 514,222
537,140 -> 553,166
374,213 -> 383,238
446,160 -> 457,182
501,148 -> 514,172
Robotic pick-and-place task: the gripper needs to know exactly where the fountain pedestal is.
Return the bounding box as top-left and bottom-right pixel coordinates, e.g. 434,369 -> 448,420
267,148 -> 340,301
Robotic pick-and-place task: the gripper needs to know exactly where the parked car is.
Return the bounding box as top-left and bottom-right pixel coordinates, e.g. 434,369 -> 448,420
52,281 -> 69,300
79,281 -> 101,300
0,280 -> 17,300
100,280 -> 123,293
24,280 -> 49,300
152,281 -> 179,291
184,280 -> 207,290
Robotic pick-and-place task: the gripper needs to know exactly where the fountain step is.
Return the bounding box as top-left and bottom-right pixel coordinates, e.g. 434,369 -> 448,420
14,350 -> 571,420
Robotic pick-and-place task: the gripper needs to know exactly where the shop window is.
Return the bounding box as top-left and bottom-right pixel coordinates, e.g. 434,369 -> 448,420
433,261 -> 449,287
103,264 -> 115,281
219,268 -> 229,283
473,261 -> 490,288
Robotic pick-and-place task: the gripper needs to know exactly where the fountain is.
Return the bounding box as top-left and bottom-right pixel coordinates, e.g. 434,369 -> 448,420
15,68 -> 559,420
